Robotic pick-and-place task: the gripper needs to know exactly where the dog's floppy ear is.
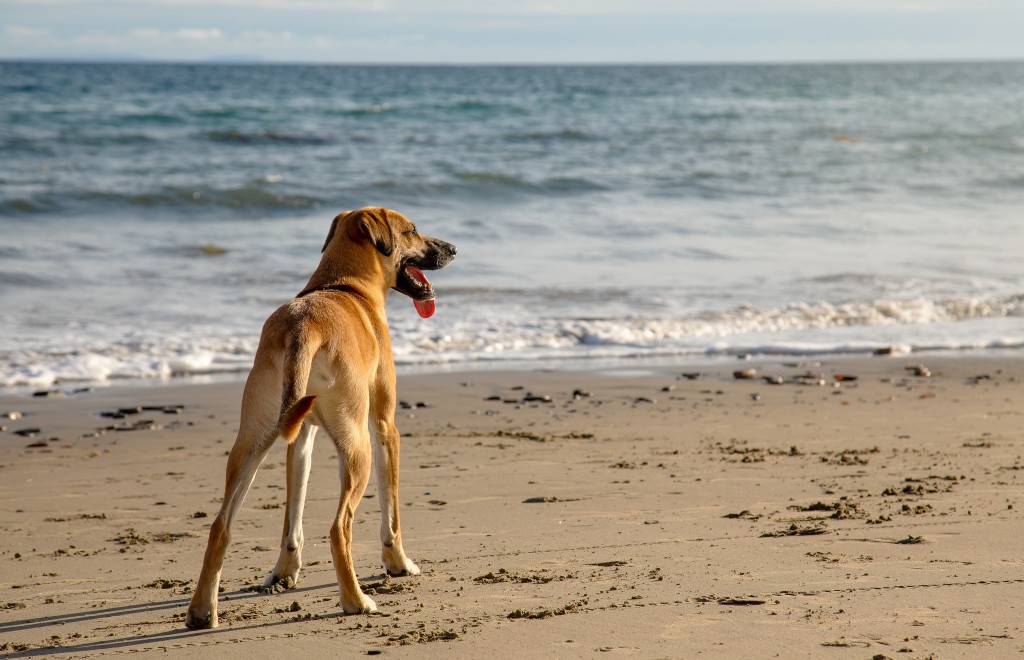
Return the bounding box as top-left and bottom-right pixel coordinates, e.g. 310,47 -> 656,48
356,208 -> 395,257
321,211 -> 351,253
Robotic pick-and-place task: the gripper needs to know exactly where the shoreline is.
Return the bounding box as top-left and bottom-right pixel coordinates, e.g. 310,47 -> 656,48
2,354 -> 1024,657
7,344 -> 1024,399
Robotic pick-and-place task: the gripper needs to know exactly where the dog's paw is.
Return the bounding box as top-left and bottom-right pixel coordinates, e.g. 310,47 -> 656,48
262,572 -> 298,591
341,592 -> 378,615
385,557 -> 421,577
185,607 -> 218,630
266,546 -> 302,589
383,546 -> 421,577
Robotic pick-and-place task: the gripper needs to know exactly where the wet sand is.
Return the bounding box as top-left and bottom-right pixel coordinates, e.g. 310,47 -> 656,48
2,355 -> 1023,658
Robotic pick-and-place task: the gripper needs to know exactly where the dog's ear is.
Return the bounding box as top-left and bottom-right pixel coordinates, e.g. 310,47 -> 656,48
356,208 -> 395,257
321,211 -> 351,253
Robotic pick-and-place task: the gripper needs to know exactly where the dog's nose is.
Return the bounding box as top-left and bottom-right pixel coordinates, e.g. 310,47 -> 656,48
448,243 -> 457,256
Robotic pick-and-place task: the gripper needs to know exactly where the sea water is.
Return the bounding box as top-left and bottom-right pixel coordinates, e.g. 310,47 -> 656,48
2,61 -> 1023,387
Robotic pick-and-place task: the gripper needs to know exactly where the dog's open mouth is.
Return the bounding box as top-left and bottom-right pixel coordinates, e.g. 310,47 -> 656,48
396,264 -> 436,318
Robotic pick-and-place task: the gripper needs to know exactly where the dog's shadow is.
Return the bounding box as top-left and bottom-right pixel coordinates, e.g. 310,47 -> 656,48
0,580 -> 352,658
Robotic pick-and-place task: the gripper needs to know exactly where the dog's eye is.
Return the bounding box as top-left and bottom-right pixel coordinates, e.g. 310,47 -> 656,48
408,227 -> 418,236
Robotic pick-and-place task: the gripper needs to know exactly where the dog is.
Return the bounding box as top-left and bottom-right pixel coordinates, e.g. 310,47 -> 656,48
185,207 -> 456,629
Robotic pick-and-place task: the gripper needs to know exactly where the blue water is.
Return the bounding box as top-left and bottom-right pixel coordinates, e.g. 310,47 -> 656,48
2,61 -> 1024,387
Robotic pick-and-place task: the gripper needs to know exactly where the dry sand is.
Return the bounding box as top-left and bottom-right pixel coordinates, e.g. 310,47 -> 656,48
1,355 -> 1023,658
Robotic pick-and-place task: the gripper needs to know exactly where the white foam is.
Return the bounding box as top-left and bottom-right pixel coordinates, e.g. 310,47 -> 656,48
2,294 -> 1023,389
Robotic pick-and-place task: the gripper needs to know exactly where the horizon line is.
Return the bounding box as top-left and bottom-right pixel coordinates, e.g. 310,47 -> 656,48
3,56 -> 1024,68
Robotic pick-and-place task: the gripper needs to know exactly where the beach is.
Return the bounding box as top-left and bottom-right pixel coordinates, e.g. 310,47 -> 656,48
3,354 -> 1023,657
3,57 -> 1024,660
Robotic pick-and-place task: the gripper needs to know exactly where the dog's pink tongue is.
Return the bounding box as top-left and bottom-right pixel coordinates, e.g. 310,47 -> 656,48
407,267 -> 435,319
414,298 -> 435,318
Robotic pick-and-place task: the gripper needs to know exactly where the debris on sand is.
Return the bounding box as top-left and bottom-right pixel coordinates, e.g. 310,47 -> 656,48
895,535 -> 925,545
363,575 -> 414,595
143,578 -> 190,590
110,529 -> 149,546
245,576 -> 295,594
790,499 -> 866,520
717,597 -> 767,606
474,569 -> 573,584
100,405 -> 184,419
150,532 -> 197,543
790,501 -> 834,512
760,523 -> 830,537
723,510 -> 762,521
507,599 -> 587,620
390,628 -> 459,644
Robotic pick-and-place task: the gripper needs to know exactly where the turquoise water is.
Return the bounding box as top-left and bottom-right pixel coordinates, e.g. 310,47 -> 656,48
2,61 -> 1024,386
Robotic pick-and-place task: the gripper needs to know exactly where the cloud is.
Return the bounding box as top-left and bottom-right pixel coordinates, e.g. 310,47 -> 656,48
127,27 -> 223,40
0,0 -> 1020,62
64,27 -> 226,54
5,25 -> 54,39
176,28 -> 224,40
57,26 -> 330,59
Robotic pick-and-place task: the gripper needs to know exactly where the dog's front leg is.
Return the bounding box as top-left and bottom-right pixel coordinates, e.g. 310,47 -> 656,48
266,423 -> 317,590
372,421 -> 421,577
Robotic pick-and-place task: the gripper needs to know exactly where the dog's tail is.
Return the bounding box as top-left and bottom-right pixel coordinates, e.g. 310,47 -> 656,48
277,329 -> 319,444
279,395 -> 317,444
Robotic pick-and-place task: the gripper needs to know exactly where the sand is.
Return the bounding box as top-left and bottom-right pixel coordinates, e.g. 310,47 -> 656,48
2,355 -> 1023,658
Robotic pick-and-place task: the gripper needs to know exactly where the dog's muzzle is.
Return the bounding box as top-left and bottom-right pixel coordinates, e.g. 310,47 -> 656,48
394,239 -> 457,303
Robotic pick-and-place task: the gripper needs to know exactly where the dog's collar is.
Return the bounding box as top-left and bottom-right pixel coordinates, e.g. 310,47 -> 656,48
296,283 -> 361,298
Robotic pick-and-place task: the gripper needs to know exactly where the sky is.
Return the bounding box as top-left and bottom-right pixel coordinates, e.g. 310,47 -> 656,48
2,0 -> 1023,64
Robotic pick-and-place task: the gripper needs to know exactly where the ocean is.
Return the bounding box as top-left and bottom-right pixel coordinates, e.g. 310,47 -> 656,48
2,61 -> 1024,389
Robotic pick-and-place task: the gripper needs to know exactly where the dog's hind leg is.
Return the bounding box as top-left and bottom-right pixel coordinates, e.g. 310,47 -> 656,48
265,422 -> 318,590
185,428 -> 276,629
324,416 -> 377,614
372,421 -> 421,577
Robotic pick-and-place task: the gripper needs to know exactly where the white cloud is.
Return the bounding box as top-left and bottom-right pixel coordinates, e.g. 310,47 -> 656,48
237,30 -> 296,42
67,27 -> 226,52
5,25 -> 53,39
51,26 -> 336,59
120,27 -> 225,42
176,28 -> 224,40
0,0 -> 1020,62
128,28 -> 163,39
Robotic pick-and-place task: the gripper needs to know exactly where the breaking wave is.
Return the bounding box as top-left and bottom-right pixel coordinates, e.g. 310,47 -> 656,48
4,293 -> 1022,389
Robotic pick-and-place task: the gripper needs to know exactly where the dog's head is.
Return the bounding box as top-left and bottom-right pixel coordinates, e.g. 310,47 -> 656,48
320,207 -> 456,313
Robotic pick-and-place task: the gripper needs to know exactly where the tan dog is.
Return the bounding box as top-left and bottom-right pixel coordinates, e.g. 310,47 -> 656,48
185,207 -> 456,629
